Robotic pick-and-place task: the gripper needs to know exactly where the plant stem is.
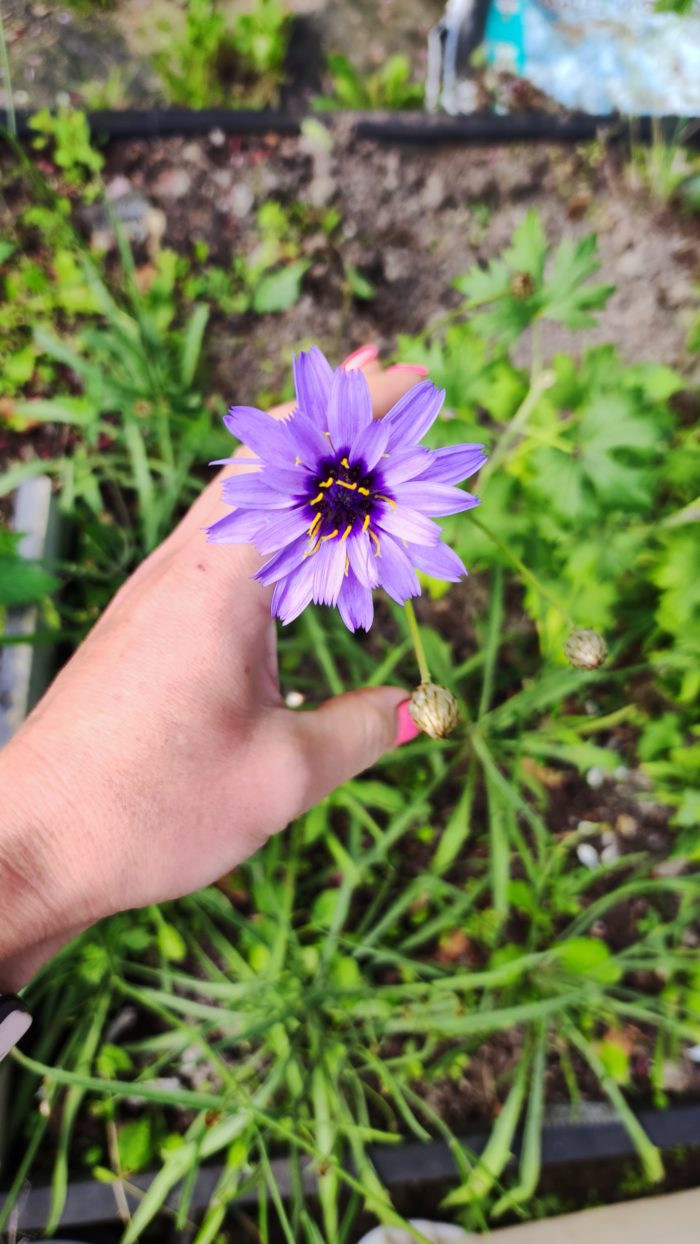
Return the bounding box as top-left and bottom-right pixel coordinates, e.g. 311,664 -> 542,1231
471,512 -> 575,626
403,599 -> 431,684
0,4 -> 16,141
479,367 -> 554,488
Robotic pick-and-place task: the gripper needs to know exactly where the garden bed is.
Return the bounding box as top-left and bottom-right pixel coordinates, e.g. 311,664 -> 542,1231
1,122 -> 700,1242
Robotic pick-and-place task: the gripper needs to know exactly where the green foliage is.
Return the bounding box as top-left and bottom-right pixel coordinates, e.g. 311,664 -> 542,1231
315,53 -> 424,111
29,109 -> 104,199
153,0 -> 291,108
0,531 -> 57,608
3,123 -> 700,1242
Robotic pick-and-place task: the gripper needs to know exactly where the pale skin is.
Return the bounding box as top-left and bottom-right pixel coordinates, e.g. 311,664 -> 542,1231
0,358 -> 424,993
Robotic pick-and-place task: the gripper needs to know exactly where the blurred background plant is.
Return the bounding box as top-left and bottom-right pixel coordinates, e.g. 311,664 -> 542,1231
1,104 -> 700,1242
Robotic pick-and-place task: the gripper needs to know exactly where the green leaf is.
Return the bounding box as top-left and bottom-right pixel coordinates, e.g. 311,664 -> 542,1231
554,937 -> 622,984
252,260 -> 309,314
542,234 -> 614,330
118,1119 -> 155,1174
0,558 -> 58,606
157,920 -> 187,962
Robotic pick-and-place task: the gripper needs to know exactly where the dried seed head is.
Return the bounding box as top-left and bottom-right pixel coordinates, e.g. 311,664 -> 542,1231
510,271 -> 535,298
408,682 -> 460,739
565,628 -> 608,671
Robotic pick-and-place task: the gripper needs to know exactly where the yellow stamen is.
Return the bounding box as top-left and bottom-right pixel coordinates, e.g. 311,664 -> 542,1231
322,528 -> 339,541
341,456 -> 350,468
362,514 -> 371,533
319,476 -> 335,489
368,530 -> 381,556
309,492 -> 324,506
375,493 -> 396,507
340,524 -> 352,541
344,555 -> 350,575
308,513 -> 322,537
307,537 -> 322,556
337,479 -> 358,491
357,486 -> 370,497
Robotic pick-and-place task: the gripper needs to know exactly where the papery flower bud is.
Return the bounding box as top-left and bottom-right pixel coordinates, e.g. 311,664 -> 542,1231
565,628 -> 608,671
408,682 -> 460,739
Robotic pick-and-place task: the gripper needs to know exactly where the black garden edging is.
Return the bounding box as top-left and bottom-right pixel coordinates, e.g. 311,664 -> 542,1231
1,108 -> 699,149
4,1102 -> 700,1233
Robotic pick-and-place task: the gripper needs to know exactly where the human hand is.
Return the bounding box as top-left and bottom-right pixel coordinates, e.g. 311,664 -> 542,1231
0,350 -> 424,989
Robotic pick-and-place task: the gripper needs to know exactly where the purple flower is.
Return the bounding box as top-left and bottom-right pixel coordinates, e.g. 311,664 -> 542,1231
207,348 -> 487,632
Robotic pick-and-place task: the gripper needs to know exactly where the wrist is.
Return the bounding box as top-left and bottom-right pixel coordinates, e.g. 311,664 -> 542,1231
0,734 -> 104,989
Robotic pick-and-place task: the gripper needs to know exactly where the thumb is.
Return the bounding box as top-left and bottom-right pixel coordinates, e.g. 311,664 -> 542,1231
286,686 -> 418,815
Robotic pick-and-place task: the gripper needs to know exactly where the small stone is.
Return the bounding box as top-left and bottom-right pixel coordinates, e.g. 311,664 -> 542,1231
586,766 -> 606,789
685,1045 -> 700,1064
576,843 -> 600,870
226,182 -> 255,218
209,127 -> 226,147
285,690 -> 305,709
154,168 -> 192,200
408,682 -> 460,740
616,813 -> 638,839
106,175 -> 132,201
565,627 -> 608,670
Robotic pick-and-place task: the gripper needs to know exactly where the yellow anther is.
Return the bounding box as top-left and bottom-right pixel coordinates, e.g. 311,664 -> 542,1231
295,456 -> 302,466
368,529 -> 381,556
375,493 -> 396,507
341,456 -> 350,468
309,492 -> 324,506
321,528 -> 339,541
319,476 -> 335,489
337,479 -> 358,491
344,555 -> 350,575
357,486 -> 370,497
362,514 -> 371,533
340,524 -> 353,541
308,513 -> 322,537
306,537 -> 322,557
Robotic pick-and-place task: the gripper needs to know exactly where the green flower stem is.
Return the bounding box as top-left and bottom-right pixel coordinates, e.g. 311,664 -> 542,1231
471,512 -> 575,627
403,599 -> 431,685
480,367 -> 555,488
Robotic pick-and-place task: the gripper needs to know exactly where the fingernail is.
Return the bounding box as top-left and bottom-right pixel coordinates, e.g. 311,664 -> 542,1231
341,344 -> 379,371
394,699 -> 420,747
387,364 -> 429,376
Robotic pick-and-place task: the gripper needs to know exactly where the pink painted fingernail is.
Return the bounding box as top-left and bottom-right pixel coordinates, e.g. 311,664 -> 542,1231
341,344 -> 379,371
394,700 -> 420,747
387,364 -> 429,376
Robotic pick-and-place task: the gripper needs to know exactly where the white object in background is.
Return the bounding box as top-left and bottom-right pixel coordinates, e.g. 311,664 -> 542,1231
356,1222 -> 475,1244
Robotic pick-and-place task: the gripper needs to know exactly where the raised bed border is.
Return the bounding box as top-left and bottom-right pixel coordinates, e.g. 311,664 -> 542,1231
0,108 -> 699,148
4,1102 -> 700,1233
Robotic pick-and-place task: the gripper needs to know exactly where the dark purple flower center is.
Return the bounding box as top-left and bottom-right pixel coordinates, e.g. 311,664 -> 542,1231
305,454 -> 393,550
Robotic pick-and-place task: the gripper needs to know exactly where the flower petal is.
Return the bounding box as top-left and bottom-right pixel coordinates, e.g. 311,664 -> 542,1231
416,444 -> 488,485
272,558 -> 316,625
347,531 -> 380,588
312,537 -> 347,606
375,534 -> 421,604
350,419 -> 390,471
206,508 -> 266,544
286,408 -> 332,465
337,569 -> 374,632
255,535 -> 309,586
392,481 -> 480,516
292,347 -> 334,427
327,368 -> 372,450
224,406 -> 293,466
382,381 -> 445,451
375,504 -> 442,547
381,448 -> 432,486
407,540 -> 467,582
254,507 -> 312,555
222,473 -> 298,510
